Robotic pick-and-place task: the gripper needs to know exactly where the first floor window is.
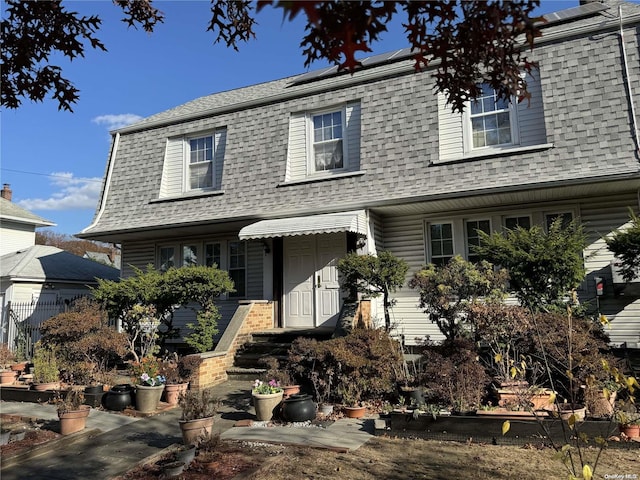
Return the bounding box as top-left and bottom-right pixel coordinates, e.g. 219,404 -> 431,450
188,135 -> 214,189
228,241 -> 246,298
156,240 -> 247,299
205,242 -> 221,268
159,246 -> 175,272
429,223 -> 454,266
545,212 -> 573,231
182,245 -> 198,266
466,219 -> 491,263
505,216 -> 531,230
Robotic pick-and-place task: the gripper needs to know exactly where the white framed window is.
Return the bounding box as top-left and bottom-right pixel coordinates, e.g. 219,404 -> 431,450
545,212 -> 573,231
311,109 -> 345,173
158,246 -> 176,272
228,241 -> 246,298
427,222 -> 454,266
504,215 -> 531,230
187,135 -> 214,190
465,219 -> 491,263
464,84 -> 519,152
156,240 -> 246,299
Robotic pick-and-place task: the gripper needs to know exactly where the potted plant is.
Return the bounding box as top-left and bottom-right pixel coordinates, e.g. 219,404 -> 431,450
251,379 -> 283,421
615,409 -> 640,439
160,353 -> 202,405
0,343 -> 18,385
338,378 -> 367,418
56,389 -> 90,435
130,356 -> 166,413
31,344 -> 60,391
259,356 -> 300,398
178,388 -> 220,446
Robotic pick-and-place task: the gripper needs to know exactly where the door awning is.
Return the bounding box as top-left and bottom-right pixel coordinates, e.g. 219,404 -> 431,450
238,210 -> 368,240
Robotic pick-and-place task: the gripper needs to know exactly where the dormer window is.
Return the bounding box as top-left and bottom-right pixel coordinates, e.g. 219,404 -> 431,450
188,135 -> 214,189
312,111 -> 344,172
465,84 -> 518,151
159,128 -> 226,199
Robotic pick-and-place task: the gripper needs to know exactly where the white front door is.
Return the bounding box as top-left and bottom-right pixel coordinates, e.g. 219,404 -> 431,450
284,233 -> 346,327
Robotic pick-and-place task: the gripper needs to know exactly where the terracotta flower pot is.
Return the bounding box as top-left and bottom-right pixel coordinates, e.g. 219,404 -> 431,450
135,384 -> 165,413
164,383 -> 188,405
282,385 -> 301,399
179,416 -> 214,446
58,405 -> 90,435
0,370 -> 18,385
252,391 -> 283,421
619,423 -> 640,439
343,405 -> 366,418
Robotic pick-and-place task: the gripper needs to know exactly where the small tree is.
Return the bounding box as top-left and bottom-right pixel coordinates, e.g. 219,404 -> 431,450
605,209 -> 640,282
474,218 -> 586,313
409,256 -> 508,341
337,251 -> 409,330
93,265 -> 234,358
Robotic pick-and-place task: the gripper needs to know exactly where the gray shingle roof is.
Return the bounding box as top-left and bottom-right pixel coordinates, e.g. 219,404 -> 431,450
0,197 -> 55,227
1,245 -> 120,282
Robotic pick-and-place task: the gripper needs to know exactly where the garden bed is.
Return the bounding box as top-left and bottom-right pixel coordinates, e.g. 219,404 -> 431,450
0,385 -> 104,407
383,411 -> 631,446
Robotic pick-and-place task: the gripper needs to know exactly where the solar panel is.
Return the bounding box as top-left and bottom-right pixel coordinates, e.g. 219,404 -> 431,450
290,2 -> 609,86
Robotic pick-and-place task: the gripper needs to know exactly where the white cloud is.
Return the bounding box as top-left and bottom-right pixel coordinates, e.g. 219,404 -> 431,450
17,172 -> 103,211
92,113 -> 143,131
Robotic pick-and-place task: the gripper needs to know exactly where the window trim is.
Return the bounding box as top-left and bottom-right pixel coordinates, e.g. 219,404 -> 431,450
155,239 -> 247,300
307,106 -> 348,176
425,221 -> 455,266
462,85 -> 520,154
465,218 -> 492,262
184,131 -> 216,193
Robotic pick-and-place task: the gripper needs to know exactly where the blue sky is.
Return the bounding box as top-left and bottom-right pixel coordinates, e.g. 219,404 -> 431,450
1,0 -> 584,236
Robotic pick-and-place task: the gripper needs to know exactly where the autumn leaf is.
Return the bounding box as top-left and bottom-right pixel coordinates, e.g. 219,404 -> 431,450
502,420 -> 510,435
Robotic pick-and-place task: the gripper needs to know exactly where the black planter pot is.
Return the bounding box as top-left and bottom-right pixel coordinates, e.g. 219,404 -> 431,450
84,384 -> 104,395
399,386 -> 425,406
103,384 -> 133,411
282,394 -> 316,422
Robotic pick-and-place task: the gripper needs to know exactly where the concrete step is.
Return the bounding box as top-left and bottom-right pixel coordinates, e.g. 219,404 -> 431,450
226,367 -> 266,381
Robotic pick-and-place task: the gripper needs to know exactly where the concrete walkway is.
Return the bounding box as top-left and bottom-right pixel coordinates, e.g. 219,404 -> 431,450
0,379 -> 374,479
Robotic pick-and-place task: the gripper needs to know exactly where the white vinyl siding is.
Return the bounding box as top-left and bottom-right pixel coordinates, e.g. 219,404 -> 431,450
285,101 -> 361,181
437,70 -> 545,163
0,221 -> 36,256
159,129 -> 226,198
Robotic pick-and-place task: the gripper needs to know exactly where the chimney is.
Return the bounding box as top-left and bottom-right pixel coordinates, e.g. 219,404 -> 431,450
1,184 -> 12,201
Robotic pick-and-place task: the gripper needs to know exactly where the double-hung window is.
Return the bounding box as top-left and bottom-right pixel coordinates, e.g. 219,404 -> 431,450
465,219 -> 491,263
312,110 -> 344,172
157,240 -> 246,299
188,135 -> 214,190
466,84 -> 518,151
505,216 -> 531,230
428,222 -> 454,266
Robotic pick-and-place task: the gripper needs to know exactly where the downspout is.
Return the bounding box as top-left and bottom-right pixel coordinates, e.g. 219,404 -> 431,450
80,132 -> 120,234
619,5 -> 640,160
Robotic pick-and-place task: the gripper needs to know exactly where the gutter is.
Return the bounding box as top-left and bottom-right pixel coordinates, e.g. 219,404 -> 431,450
618,5 -> 640,160
79,171 -> 640,240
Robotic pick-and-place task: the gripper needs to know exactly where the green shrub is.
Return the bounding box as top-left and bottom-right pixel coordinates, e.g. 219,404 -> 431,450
474,218 -> 586,312
32,343 -> 60,383
605,209 -> 640,282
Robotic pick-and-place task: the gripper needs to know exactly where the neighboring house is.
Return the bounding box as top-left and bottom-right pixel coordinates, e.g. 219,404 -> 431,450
0,185 -> 120,350
0,184 -> 55,256
79,1 -> 640,348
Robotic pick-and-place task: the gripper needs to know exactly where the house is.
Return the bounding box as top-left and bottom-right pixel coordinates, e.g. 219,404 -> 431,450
79,1 -> 640,350
0,184 -> 55,256
0,185 -> 120,352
